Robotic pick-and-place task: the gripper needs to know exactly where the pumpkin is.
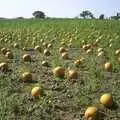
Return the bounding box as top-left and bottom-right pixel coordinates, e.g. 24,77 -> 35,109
31,86 -> 43,97
53,66 -> 65,78
0,62 -> 8,72
5,51 -> 13,59
100,93 -> 113,107
85,106 -> 98,120
104,62 -> 113,72
21,72 -> 32,82
68,70 -> 78,79
22,54 -> 31,62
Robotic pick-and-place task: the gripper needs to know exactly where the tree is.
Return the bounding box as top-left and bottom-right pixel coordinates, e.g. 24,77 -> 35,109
16,17 -> 24,19
117,12 -> 120,17
99,14 -> 104,20
111,12 -> 120,20
32,11 -> 45,19
80,10 -> 94,19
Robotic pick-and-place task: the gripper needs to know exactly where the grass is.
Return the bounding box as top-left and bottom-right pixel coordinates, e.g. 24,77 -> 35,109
0,18 -> 120,120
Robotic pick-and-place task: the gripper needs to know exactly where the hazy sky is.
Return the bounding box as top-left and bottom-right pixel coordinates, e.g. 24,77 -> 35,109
0,0 -> 120,18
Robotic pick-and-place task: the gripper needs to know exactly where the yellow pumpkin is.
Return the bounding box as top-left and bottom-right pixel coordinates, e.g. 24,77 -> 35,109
74,59 -> 82,66
85,106 -> 98,120
53,66 -> 65,78
59,47 -> 67,53
47,43 -> 52,48
115,49 -> 120,56
61,52 -> 69,59
14,43 -> 19,48
0,62 -> 8,72
42,60 -> 48,66
68,70 -> 78,79
21,72 -> 32,82
5,51 -> 13,59
86,49 -> 92,54
22,54 -> 31,62
42,42 -> 48,48
97,48 -> 103,52
1,48 -> 7,55
31,86 -> 43,97
97,51 -> 104,57
43,49 -> 51,56
104,62 -> 113,72
100,93 -> 113,107
34,45 -> 42,52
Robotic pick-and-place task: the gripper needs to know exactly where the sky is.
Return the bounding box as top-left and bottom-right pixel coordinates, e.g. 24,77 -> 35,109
0,0 -> 120,18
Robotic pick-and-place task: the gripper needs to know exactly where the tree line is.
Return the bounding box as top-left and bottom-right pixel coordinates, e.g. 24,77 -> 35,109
0,10 -> 120,20
32,10 -> 120,20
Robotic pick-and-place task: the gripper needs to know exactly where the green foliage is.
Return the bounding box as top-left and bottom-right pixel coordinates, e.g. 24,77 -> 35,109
80,10 -> 94,19
32,11 -> 45,19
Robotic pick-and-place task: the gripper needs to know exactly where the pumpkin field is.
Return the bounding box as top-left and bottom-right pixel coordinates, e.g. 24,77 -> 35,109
0,19 -> 120,120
